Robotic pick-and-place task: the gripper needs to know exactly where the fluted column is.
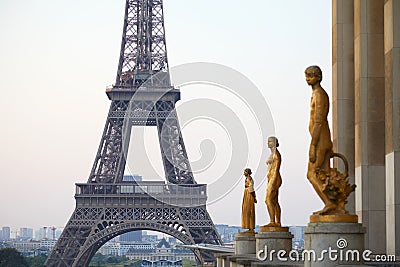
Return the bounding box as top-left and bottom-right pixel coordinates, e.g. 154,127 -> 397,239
384,0 -> 400,256
354,0 -> 386,254
332,0 -> 355,213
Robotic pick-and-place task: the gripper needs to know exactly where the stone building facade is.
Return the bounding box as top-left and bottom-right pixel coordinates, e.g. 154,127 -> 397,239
126,238 -> 195,262
332,0 -> 400,256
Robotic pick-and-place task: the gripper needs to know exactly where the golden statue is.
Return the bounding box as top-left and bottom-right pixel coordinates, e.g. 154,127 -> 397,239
305,66 -> 356,220
265,136 -> 282,227
241,168 -> 257,233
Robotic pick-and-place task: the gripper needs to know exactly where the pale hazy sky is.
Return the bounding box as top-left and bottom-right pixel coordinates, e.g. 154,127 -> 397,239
0,0 -> 332,231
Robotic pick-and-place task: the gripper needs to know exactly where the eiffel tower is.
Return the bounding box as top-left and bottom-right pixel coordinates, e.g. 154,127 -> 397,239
46,1 -> 222,266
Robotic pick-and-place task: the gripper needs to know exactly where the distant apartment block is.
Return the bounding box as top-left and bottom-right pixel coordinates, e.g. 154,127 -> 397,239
126,238 -> 195,262
120,230 -> 142,243
288,226 -> 305,249
215,224 -> 241,243
10,239 -> 57,257
1,227 -> 10,240
19,228 -> 34,240
98,241 -> 153,256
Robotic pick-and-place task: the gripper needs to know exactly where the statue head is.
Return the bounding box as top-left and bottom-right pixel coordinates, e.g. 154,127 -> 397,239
305,65 -> 322,85
244,168 -> 252,176
268,136 -> 279,148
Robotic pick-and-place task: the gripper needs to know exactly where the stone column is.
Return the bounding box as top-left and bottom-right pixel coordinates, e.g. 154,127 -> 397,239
332,0 -> 356,214
384,0 -> 400,256
354,0 -> 386,253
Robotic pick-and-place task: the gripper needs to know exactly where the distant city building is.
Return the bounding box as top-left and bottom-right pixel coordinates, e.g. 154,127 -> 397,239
120,230 -> 142,243
37,227 -> 48,240
12,240 -> 43,256
141,259 -> 182,267
288,226 -> 305,249
10,239 -> 56,257
99,242 -> 153,256
55,230 -> 62,239
128,243 -> 153,250
19,228 -> 34,240
122,242 -> 153,255
98,241 -> 121,256
40,239 -> 57,249
47,227 -> 58,240
215,224 -> 241,243
289,226 -> 305,241
142,233 -> 158,243
214,224 -> 305,249
34,226 -> 58,240
126,238 -> 195,263
34,230 -> 40,240
167,237 -> 177,245
1,227 -> 10,240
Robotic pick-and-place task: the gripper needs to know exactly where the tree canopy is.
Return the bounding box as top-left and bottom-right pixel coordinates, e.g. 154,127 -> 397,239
0,248 -> 29,267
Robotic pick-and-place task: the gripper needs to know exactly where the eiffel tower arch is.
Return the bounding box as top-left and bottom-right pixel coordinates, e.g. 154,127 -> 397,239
46,1 -> 222,266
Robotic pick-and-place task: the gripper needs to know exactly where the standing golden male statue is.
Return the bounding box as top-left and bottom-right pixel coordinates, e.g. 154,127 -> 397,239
241,168 -> 257,233
265,136 -> 282,227
305,66 -> 356,220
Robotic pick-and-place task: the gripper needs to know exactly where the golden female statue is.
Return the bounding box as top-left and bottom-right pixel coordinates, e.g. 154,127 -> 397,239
241,168 -> 257,232
265,136 -> 282,227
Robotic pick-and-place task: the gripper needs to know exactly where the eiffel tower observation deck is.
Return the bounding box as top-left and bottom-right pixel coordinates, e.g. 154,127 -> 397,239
45,0 -> 222,266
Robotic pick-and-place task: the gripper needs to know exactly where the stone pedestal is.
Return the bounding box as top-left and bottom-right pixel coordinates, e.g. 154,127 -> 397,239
255,227 -> 293,259
235,233 -> 256,255
304,222 -> 366,267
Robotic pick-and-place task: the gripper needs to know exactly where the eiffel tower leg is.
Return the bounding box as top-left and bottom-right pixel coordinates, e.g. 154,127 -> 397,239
178,205 -> 223,262
155,102 -> 223,261
88,100 -> 132,183
156,103 -> 195,184
45,215 -> 93,266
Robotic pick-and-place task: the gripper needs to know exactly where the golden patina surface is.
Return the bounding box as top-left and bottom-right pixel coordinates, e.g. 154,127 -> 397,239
305,66 -> 356,219
241,168 -> 257,232
310,214 -> 358,223
265,136 -> 282,227
260,226 -> 289,232
237,230 -> 256,237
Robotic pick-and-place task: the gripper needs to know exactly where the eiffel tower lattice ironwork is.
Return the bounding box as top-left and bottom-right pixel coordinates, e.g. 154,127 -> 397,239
46,1 -> 222,266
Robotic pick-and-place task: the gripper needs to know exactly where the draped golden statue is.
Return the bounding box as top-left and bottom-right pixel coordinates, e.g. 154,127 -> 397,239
265,136 -> 282,227
241,168 -> 257,232
305,66 -> 356,220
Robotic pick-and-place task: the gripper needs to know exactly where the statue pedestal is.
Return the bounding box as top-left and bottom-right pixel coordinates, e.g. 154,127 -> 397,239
304,220 -> 366,267
235,232 -> 256,255
255,226 -> 293,259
